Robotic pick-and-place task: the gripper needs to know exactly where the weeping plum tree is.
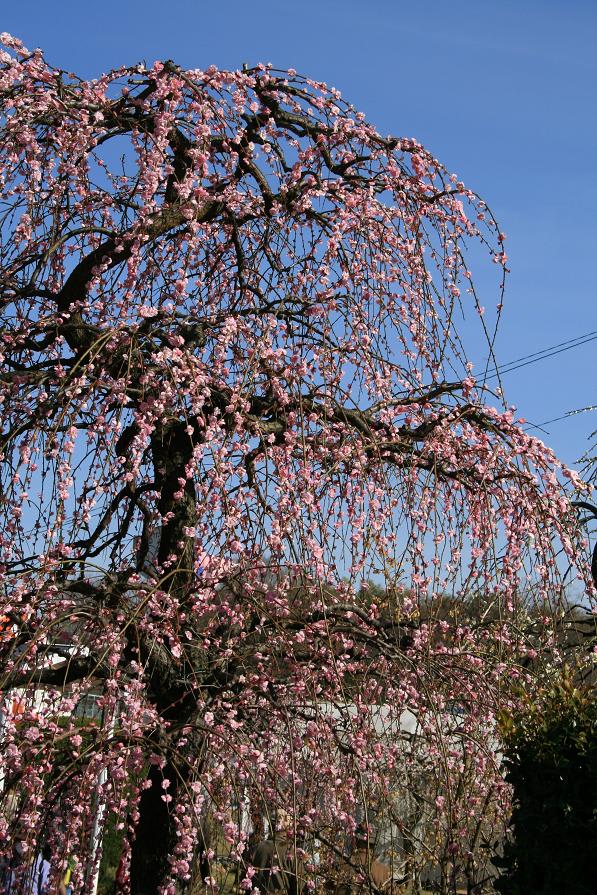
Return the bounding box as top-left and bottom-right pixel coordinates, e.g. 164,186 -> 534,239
0,34 -> 592,895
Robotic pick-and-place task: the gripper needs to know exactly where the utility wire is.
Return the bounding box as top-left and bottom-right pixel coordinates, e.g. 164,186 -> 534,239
483,329 -> 597,375
524,404 -> 597,433
482,330 -> 597,382
487,334 -> 597,379
471,329 -> 596,435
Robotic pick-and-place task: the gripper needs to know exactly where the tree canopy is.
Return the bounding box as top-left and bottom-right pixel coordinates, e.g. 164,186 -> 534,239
0,34 -> 592,895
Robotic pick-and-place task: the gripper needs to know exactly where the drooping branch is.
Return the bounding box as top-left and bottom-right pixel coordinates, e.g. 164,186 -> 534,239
0,38 -> 591,895
572,500 -> 597,587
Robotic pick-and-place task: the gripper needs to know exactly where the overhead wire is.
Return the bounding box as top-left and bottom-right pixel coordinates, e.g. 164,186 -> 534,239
524,405 -> 597,434
468,328 -> 597,434
481,329 -> 597,382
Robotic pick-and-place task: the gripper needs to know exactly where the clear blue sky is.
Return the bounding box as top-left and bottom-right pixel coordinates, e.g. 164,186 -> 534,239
4,0 -> 596,472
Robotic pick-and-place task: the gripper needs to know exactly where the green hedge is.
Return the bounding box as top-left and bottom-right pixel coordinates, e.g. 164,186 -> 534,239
496,676 -> 597,894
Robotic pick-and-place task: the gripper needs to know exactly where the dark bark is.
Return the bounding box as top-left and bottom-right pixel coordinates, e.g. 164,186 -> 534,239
151,421 -> 198,596
0,656 -> 105,690
129,419 -> 201,895
129,763 -> 176,895
128,726 -> 212,895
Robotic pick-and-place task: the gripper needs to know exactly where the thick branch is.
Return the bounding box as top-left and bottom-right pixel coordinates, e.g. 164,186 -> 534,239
55,200 -> 221,354
0,656 -> 105,691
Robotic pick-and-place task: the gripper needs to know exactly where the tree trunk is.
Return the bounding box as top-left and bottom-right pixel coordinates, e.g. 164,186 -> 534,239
130,763 -> 177,895
129,420 -> 201,895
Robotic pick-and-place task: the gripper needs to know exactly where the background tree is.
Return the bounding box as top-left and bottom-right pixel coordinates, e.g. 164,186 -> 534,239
496,676 -> 597,895
0,34 -> 592,895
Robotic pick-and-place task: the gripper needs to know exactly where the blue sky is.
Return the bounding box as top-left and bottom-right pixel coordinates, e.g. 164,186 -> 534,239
4,0 -> 596,472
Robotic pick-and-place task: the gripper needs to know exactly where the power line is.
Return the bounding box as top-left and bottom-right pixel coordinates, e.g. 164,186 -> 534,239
482,329 -> 597,381
483,329 -> 597,376
474,330 -> 596,435
524,404 -> 597,434
488,334 -> 597,379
